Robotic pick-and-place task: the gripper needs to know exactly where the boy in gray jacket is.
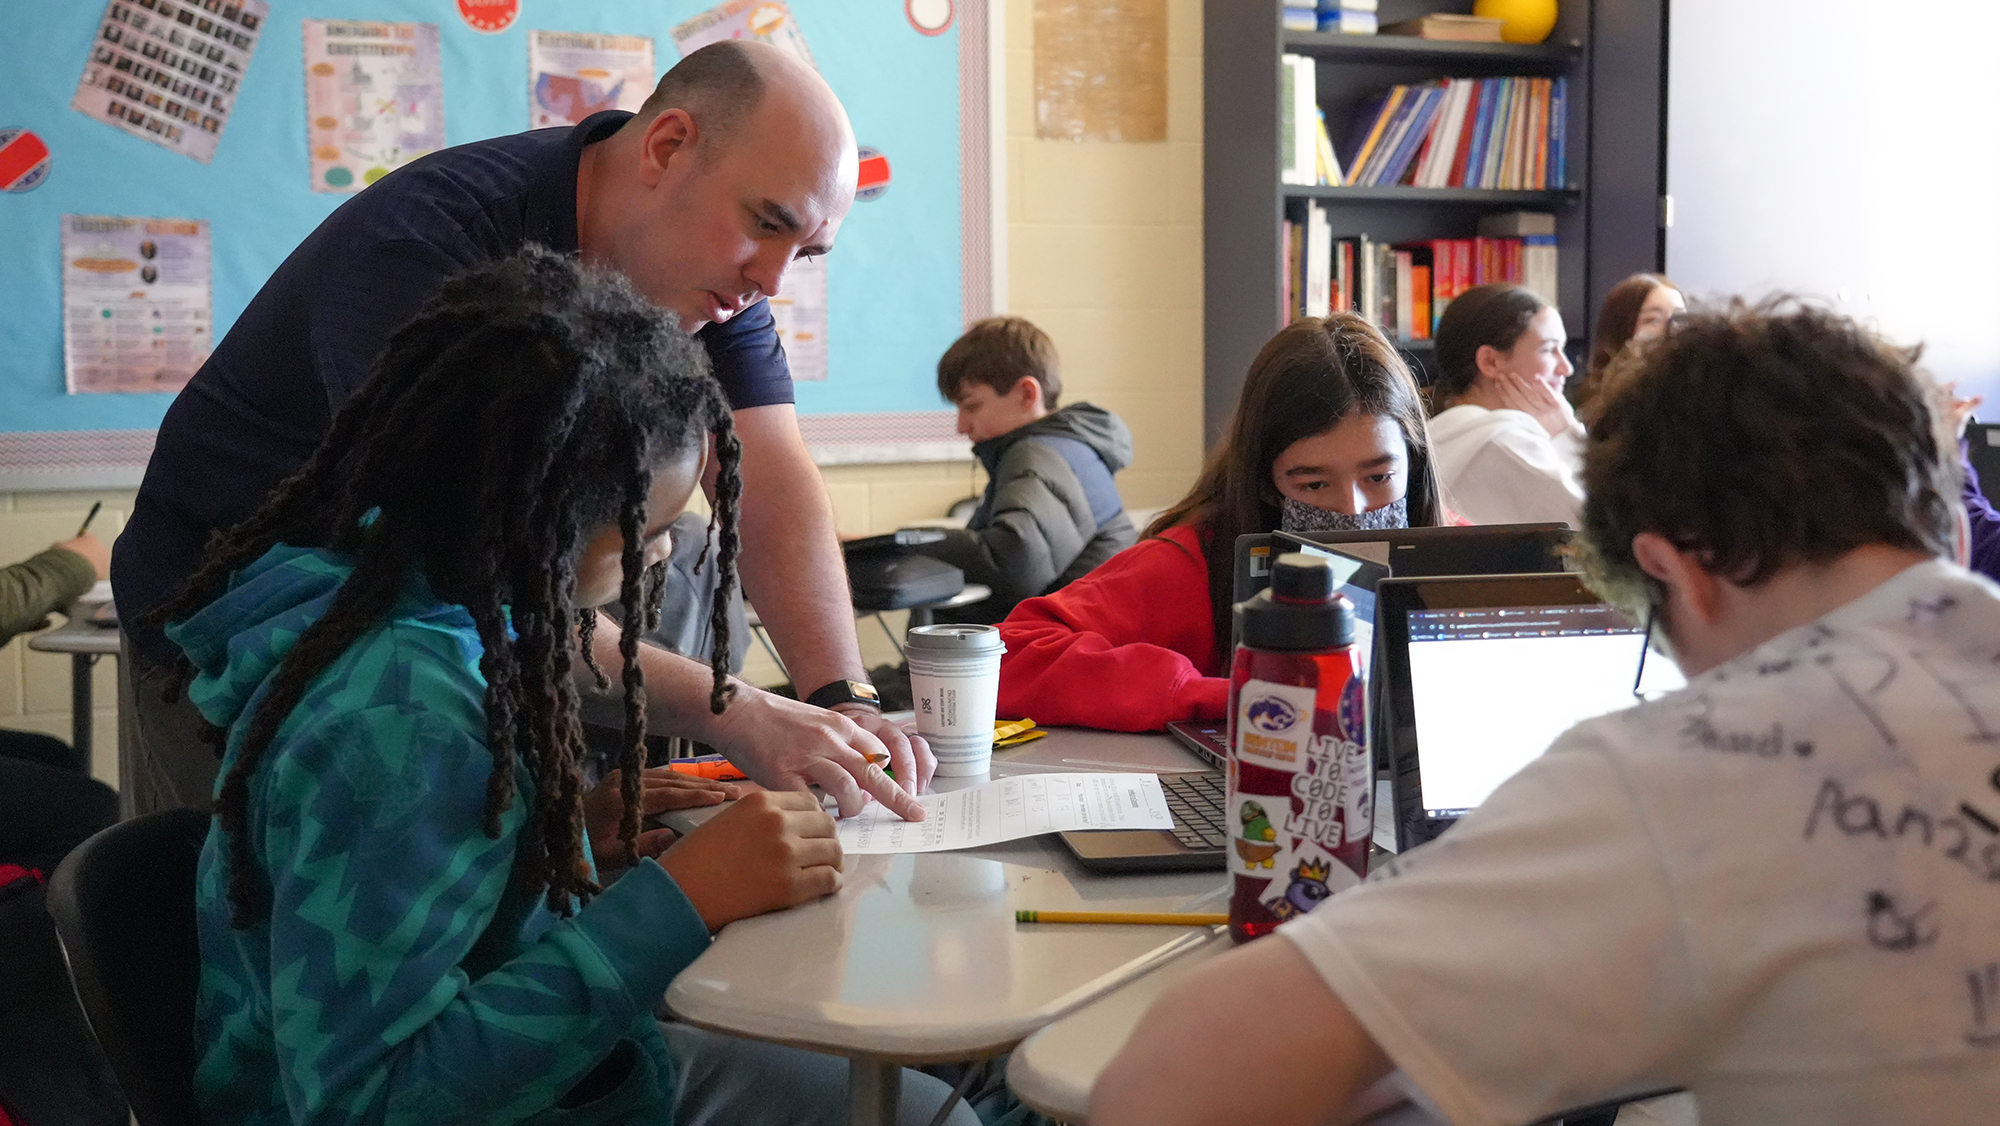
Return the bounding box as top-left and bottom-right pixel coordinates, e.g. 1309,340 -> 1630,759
916,317 -> 1136,624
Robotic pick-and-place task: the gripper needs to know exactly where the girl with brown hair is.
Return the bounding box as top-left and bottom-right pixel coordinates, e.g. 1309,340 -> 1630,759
1426,283 -> 1584,526
994,314 -> 1444,732
1575,272 -> 1684,409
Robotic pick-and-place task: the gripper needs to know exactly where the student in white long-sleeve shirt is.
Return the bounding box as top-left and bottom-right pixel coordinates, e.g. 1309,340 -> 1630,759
1094,299 -> 2000,1126
1426,283 -> 1585,525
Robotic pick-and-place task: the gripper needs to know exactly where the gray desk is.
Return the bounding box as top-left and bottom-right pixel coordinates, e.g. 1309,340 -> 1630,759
661,728 -> 1226,1126
25,601 -> 120,762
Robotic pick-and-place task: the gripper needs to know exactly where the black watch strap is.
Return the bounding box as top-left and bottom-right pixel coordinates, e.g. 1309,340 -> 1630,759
804,679 -> 881,711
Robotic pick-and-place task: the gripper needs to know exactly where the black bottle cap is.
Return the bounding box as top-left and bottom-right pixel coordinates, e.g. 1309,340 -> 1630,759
1236,553 -> 1354,652
1270,551 -> 1335,603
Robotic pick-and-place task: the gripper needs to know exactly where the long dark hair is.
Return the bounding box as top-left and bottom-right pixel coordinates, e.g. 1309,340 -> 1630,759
1429,283 -> 1547,411
1146,314 -> 1441,667
153,247 -> 742,926
1577,272 -> 1680,408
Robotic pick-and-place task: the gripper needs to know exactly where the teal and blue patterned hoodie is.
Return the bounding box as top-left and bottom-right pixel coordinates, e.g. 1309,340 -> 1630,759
170,545 -> 711,1126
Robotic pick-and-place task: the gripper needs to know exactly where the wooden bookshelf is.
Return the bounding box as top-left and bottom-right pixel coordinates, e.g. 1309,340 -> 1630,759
1201,0 -> 1667,441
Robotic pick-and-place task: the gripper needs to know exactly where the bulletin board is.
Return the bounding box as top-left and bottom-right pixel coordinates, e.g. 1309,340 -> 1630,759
0,0 -> 996,488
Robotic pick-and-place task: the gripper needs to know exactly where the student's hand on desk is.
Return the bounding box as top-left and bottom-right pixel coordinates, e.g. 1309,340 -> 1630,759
705,688 -> 932,822
658,791 -> 842,931
584,767 -> 747,868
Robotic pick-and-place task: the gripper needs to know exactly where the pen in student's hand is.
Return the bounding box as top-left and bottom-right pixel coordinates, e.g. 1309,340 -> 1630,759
77,501 -> 102,537
1014,910 -> 1228,926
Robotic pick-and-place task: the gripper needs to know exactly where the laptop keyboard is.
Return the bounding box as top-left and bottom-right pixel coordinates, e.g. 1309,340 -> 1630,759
1162,772 -> 1228,851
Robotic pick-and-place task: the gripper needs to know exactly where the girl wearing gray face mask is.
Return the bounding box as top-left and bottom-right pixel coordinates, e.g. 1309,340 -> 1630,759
991,313 -> 1451,733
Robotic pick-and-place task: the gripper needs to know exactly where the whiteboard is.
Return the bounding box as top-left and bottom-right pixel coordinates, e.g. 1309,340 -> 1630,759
1666,0 -> 2000,405
0,0 -> 995,487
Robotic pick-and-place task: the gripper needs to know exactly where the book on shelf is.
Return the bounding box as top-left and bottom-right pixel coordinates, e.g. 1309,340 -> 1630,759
1279,216 -> 1557,341
1315,108 -> 1344,186
1319,9 -> 1378,34
1283,5 -> 1319,32
1317,0 -> 1378,33
1336,75 -> 1566,190
1283,53 -> 1348,187
1280,54 -> 1318,186
1304,202 -> 1333,318
1380,13 -> 1504,41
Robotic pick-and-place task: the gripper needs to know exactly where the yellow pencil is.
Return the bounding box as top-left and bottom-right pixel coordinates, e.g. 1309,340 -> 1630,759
1014,910 -> 1227,926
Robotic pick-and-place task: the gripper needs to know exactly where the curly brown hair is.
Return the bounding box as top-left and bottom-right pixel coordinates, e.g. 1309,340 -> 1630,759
1577,297 -> 1954,611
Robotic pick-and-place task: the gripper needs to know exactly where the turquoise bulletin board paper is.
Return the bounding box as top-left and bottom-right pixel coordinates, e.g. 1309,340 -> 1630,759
0,0 -> 964,434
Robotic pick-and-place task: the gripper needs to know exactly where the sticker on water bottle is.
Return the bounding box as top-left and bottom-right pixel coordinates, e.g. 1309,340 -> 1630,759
1234,680 -> 1317,769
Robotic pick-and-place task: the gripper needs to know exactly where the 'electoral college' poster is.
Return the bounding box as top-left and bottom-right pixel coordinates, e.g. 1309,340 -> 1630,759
529,31 -> 654,128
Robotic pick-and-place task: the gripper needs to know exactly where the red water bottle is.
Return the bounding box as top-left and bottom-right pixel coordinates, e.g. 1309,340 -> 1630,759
1226,552 -> 1370,944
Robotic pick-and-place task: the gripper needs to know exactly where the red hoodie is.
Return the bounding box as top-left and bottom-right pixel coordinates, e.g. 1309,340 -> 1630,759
996,524 -> 1231,731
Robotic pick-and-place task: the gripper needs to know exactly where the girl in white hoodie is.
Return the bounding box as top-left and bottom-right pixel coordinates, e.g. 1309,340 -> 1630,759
1426,284 -> 1583,526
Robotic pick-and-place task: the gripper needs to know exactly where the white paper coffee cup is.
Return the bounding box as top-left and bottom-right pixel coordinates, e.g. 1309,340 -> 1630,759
906,624 -> 1006,777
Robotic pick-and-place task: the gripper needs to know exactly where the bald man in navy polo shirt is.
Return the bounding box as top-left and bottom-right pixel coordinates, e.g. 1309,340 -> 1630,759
116,42 -> 933,823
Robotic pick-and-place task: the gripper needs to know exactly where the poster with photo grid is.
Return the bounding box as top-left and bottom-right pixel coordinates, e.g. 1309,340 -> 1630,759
69,0 -> 267,164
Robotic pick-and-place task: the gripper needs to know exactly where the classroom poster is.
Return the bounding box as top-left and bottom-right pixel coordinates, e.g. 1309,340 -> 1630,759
772,256 -> 829,381
672,1 -> 827,379
70,0 -> 268,164
302,19 -> 444,194
528,31 -> 654,128
670,0 -> 815,67
61,214 -> 212,394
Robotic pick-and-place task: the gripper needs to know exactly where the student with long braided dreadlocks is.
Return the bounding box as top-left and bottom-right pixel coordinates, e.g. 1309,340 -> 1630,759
118,38 -> 932,827
156,249 -> 979,1126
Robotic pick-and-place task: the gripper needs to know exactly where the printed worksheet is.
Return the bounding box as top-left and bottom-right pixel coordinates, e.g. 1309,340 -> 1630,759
61,213 -> 211,394
528,30 -> 654,128
839,773 -> 1173,855
302,19 -> 444,194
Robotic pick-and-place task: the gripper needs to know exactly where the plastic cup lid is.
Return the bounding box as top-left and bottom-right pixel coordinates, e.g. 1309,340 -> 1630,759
906,624 -> 1006,653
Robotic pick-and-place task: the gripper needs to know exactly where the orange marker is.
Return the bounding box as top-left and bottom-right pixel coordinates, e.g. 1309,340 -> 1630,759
666,760 -> 748,782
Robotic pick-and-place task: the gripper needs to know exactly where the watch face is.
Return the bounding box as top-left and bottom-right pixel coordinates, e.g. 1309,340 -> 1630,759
810,680 -> 880,709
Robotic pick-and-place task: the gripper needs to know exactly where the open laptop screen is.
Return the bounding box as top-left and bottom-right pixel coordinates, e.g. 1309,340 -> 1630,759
1379,575 -> 1687,846
1405,602 -> 1684,817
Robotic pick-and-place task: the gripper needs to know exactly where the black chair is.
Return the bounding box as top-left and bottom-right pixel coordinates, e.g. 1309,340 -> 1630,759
45,808 -> 210,1126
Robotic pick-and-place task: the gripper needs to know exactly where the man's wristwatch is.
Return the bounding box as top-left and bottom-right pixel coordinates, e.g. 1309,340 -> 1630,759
804,679 -> 881,711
